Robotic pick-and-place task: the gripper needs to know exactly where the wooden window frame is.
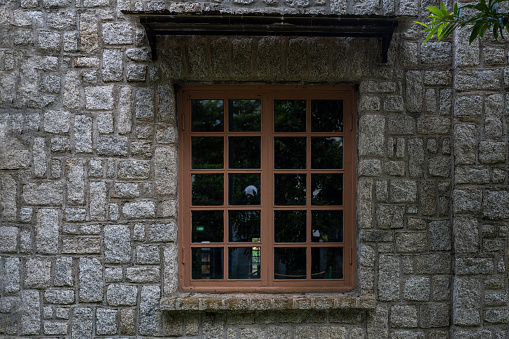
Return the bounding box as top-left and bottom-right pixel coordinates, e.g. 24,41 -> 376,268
178,85 -> 357,293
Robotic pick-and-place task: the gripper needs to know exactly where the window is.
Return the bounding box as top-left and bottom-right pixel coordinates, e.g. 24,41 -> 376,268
178,85 -> 356,293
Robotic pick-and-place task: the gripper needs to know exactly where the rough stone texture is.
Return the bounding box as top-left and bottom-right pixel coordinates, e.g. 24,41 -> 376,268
1,2 -> 508,338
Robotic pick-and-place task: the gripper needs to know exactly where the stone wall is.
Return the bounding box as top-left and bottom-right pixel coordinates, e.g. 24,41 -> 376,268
0,0 -> 508,338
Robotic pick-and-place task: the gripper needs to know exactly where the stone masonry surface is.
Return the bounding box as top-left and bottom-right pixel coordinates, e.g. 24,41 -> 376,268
0,0 -> 508,338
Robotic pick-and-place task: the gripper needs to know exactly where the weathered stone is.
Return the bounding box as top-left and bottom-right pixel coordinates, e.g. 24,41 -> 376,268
454,95 -> 482,119
456,257 -> 494,275
72,307 -> 93,339
117,160 -> 150,179
404,277 -> 430,301
378,255 -> 400,301
455,70 -> 501,91
479,141 -> 506,164
376,204 -> 404,229
358,159 -> 382,176
429,220 -> 451,251
139,285 -> 161,335
96,135 -> 128,156
25,257 -> 51,288
0,226 -> 18,253
396,232 -> 427,253
107,284 -> 137,306
126,267 -> 160,283
367,305 -> 389,339
74,115 -> 93,153
416,116 -> 450,134
428,156 -> 450,177
359,115 -> 385,156
79,257 -> 103,302
44,110 -> 70,133
96,308 -> 117,335
420,303 -> 449,328
97,112 -> 113,133
408,138 -> 424,178
454,277 -> 481,326
62,236 -> 101,254
416,254 -> 451,274
23,182 -> 63,205
4,257 -> 20,294
20,290 -> 40,335
390,180 -> 417,203
104,224 -> 131,263
90,181 -> 107,220
54,257 -> 73,286
483,191 -> 509,219
44,289 -> 75,304
123,201 -> 156,219
103,22 -> 133,45
453,189 -> 482,214
148,222 -> 177,242
85,85 -> 114,110
102,49 -> 123,81
391,305 -> 418,328
453,217 -> 479,253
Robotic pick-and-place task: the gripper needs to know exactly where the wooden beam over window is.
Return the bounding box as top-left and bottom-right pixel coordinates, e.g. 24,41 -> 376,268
123,12 -> 399,63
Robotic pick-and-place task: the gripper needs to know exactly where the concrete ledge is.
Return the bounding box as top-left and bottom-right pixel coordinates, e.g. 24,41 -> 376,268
161,295 -> 376,312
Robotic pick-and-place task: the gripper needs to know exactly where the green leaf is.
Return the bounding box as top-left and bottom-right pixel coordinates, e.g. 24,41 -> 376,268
440,1 -> 448,13
469,23 -> 482,43
427,5 -> 444,17
415,21 -> 430,29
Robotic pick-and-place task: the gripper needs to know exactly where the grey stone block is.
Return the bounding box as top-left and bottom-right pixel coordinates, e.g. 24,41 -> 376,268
127,64 -> 147,81
429,220 -> 451,251
358,115 -> 384,156
79,258 -> 103,302
104,225 -> 131,263
378,255 -> 400,301
454,277 -> 481,326
74,115 -> 93,153
38,30 -> 61,51
72,307 -> 93,339
102,22 -> 133,45
55,257 -> 73,287
479,141 -> 506,164
358,159 -> 382,176
123,201 -> 156,219
139,285 -> 161,335
136,245 -> 160,264
44,321 -> 68,335
416,254 -> 451,274
404,277 -> 430,301
107,284 -> 137,306
453,217 -> 479,253
118,160 -> 150,179
453,189 -> 482,214
376,205 -> 404,229
483,191 -> 509,220
96,308 -> 117,335
96,135 -> 128,156
85,85 -> 114,110
148,222 -> 177,242
23,182 -> 63,205
97,112 -> 114,134
420,303 -> 449,328
395,232 -> 427,253
126,267 -> 160,283
391,305 -> 417,328
421,42 -> 451,64
456,258 -> 494,275
25,257 -> 51,288
90,181 -> 107,220
455,70 -> 501,91
390,180 -> 417,203
0,226 -> 18,253
102,49 -> 123,81
4,257 -> 20,294
44,289 -> 75,304
47,11 -> 76,30
20,290 -> 40,335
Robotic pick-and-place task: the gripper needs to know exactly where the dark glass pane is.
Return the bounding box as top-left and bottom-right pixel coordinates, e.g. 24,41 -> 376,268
311,100 -> 343,132
228,247 -> 261,279
311,137 -> 343,169
274,100 -> 306,132
229,137 -> 261,169
311,174 -> 342,206
192,211 -> 224,243
229,210 -> 261,242
311,247 -> 343,279
192,137 -> 224,169
274,137 -> 306,169
312,210 -> 343,243
274,248 -> 306,279
229,99 -> 261,132
192,174 -> 224,206
274,210 -> 306,242
229,174 -> 261,205
191,100 -> 224,132
274,174 -> 306,205
192,248 -> 224,279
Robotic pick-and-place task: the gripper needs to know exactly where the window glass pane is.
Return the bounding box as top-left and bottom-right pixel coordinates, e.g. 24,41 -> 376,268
312,210 -> 343,242
274,137 -> 306,169
192,211 -> 224,243
229,99 -> 261,132
274,174 -> 306,205
311,137 -> 343,169
192,248 -> 224,279
228,247 -> 261,279
229,210 -> 261,242
229,137 -> 261,169
311,100 -> 343,132
192,137 -> 224,169
192,174 -> 224,206
229,174 -> 261,205
274,210 -> 306,242
274,248 -> 306,279
274,100 -> 306,132
311,247 -> 343,279
311,174 -> 343,206
191,100 -> 224,132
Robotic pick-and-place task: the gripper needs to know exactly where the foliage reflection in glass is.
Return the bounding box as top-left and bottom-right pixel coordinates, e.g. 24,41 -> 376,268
311,137 -> 343,169
192,248 -> 224,279
311,174 -> 343,206
274,174 -> 306,205
274,248 -> 306,279
311,210 -> 343,243
311,247 -> 343,279
228,247 -> 261,279
192,137 -> 224,169
191,100 -> 224,132
229,137 -> 261,169
274,100 -> 306,132
229,210 -> 261,242
274,210 -> 306,242
229,174 -> 261,205
229,99 -> 261,132
311,100 -> 343,132
192,174 -> 224,206
274,137 -> 306,169
192,211 -> 224,243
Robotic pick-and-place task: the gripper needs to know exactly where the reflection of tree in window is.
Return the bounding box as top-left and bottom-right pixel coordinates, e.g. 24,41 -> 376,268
191,100 -> 224,132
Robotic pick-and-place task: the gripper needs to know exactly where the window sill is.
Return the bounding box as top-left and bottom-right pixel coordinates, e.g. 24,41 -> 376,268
160,294 -> 375,312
